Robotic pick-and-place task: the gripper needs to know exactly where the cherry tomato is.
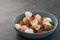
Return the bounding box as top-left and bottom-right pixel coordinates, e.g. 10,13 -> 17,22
37,30 -> 42,33
30,16 -> 35,20
31,27 -> 36,31
41,16 -> 45,21
38,21 -> 43,28
24,21 -> 30,27
44,26 -> 51,31
31,27 -> 37,33
18,20 -> 24,26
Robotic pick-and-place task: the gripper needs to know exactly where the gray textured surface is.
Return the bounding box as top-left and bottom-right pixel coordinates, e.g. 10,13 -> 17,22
0,0 -> 60,40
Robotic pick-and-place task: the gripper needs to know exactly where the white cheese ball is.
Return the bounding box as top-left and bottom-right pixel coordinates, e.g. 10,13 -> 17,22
23,17 -> 27,22
35,14 -> 41,21
23,17 -> 30,22
43,22 -> 52,26
34,25 -> 40,30
25,11 -> 32,17
30,19 -> 38,24
32,23 -> 38,27
30,19 -> 38,26
21,25 -> 28,30
15,24 -> 21,29
25,29 -> 34,33
43,17 -> 52,22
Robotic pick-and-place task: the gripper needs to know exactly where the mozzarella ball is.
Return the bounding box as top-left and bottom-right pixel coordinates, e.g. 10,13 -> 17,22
35,14 -> 41,21
31,23 -> 38,27
15,24 -> 21,29
43,22 -> 52,26
25,29 -> 34,33
34,25 -> 40,30
21,25 -> 28,30
25,11 -> 32,17
43,17 -> 52,22
30,19 -> 38,26
23,17 -> 30,22
30,19 -> 38,24
23,17 -> 27,22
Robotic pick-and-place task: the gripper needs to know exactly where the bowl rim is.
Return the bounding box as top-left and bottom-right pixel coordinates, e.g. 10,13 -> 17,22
12,11 -> 58,35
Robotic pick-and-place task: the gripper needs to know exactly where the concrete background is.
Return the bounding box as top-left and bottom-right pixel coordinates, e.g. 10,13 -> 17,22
0,0 -> 60,40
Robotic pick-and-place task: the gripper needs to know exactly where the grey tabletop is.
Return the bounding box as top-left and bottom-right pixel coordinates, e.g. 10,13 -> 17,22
0,0 -> 60,40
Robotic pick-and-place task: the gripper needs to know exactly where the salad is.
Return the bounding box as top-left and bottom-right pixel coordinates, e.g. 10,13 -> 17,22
15,11 -> 54,34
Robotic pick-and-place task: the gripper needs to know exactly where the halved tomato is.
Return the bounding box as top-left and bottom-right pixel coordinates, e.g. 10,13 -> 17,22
31,27 -> 37,33
38,21 -> 43,28
30,16 -> 35,20
24,21 -> 30,27
44,26 -> 51,31
36,29 -> 42,33
41,16 -> 45,21
31,27 -> 36,30
18,20 -> 24,26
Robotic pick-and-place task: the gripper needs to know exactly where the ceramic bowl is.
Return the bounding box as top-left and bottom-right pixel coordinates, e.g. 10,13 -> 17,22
12,11 -> 58,39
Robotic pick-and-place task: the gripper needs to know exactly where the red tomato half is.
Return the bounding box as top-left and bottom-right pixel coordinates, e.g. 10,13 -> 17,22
31,27 -> 36,31
30,16 -> 35,20
31,27 -> 37,33
44,26 -> 51,31
37,30 -> 42,33
41,16 -> 45,21
18,20 -> 24,26
38,21 -> 43,28
24,21 -> 30,27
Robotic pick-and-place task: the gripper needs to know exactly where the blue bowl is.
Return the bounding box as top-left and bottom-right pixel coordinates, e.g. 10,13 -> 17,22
12,11 -> 58,39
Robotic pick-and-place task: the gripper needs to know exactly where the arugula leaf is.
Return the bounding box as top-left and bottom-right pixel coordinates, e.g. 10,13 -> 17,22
50,21 -> 55,29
